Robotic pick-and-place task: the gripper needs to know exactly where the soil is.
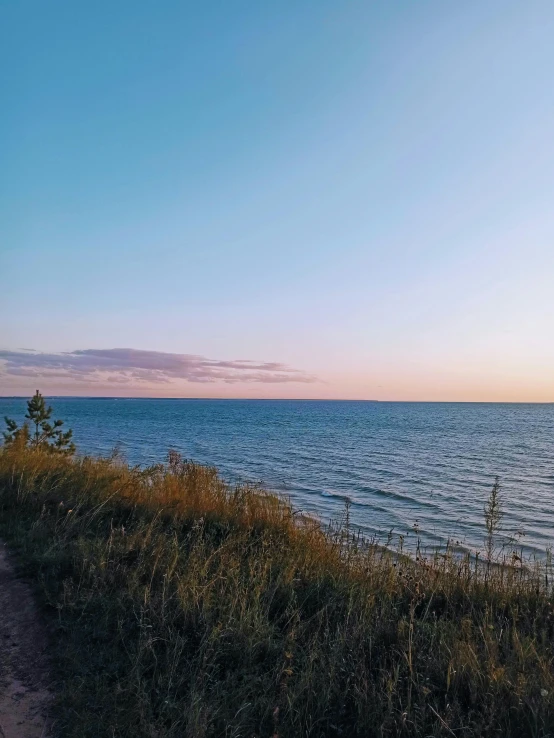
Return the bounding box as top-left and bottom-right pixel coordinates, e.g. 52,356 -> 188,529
0,542 -> 52,738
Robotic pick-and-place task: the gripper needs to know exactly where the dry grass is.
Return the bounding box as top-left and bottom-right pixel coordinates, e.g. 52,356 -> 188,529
0,445 -> 553,737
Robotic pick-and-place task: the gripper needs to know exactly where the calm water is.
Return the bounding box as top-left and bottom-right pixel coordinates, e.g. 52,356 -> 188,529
1,398 -> 553,556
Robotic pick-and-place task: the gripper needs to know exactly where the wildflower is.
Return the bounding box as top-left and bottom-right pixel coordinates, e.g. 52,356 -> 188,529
541,689 -> 549,698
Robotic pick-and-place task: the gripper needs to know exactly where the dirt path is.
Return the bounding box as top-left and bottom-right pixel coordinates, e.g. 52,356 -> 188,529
0,542 -> 52,738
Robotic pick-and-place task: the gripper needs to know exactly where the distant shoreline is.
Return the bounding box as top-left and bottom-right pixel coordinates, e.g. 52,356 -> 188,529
1,396 -> 553,404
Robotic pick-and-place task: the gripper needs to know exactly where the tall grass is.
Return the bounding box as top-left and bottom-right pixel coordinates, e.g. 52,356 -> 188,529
0,445 -> 553,737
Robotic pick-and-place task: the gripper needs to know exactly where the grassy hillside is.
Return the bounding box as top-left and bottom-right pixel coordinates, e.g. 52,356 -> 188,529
0,446 -> 552,737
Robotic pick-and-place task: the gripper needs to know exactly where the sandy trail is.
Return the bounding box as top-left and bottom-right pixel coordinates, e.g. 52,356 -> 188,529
0,542 -> 52,738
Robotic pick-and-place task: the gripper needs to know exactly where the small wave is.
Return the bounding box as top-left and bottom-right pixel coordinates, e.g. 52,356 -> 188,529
366,486 -> 442,511
321,490 -> 352,501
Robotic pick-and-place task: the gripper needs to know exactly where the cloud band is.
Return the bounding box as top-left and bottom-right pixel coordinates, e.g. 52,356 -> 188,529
0,348 -> 317,386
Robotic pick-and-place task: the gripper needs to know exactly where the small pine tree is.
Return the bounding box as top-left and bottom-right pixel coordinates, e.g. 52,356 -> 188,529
3,390 -> 75,455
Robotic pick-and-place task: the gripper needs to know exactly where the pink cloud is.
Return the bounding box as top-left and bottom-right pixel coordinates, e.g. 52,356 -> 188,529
0,348 -> 318,387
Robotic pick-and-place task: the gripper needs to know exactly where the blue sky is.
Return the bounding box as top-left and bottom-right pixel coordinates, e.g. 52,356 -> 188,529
1,1 -> 553,399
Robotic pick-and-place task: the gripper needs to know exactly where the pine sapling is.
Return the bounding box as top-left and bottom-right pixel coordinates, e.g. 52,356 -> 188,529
3,390 -> 75,455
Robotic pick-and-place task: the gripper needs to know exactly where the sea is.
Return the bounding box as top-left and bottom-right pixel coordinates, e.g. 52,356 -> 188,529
1,398 -> 553,557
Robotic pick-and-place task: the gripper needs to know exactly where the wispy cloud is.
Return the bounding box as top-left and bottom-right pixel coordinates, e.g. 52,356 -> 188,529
0,348 -> 317,386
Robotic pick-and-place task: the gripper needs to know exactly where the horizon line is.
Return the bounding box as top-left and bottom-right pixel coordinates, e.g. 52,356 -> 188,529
0,395 -> 552,404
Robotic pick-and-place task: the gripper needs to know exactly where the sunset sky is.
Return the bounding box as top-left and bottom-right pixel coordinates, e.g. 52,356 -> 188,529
2,1 -> 553,401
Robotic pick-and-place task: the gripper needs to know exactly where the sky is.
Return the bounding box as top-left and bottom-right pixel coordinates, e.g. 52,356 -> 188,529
1,1 -> 553,401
